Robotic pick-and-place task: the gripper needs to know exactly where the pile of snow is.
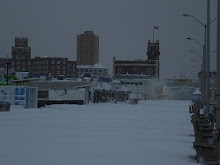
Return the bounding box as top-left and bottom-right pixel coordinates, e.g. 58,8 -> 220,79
192,88 -> 201,95
0,100 -> 197,165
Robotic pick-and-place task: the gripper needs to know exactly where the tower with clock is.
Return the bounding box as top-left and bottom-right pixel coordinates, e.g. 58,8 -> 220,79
113,40 -> 160,79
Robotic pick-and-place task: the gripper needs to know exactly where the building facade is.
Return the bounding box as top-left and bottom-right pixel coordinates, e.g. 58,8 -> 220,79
113,40 -> 160,79
77,31 -> 99,65
12,37 -> 31,59
0,37 -> 77,78
77,63 -> 108,79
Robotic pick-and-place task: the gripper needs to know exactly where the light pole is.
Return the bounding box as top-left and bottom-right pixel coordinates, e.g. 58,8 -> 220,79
183,13 -> 208,111
190,50 -> 202,59
187,38 -> 206,105
189,50 -> 205,104
216,0 -> 220,130
187,37 -> 203,47
190,59 -> 201,66
206,0 -> 211,113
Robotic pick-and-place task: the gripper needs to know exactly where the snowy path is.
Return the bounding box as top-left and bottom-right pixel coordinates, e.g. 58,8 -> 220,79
0,100 -> 197,165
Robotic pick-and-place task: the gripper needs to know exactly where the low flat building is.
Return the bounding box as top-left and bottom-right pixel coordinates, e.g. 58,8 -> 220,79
77,63 -> 108,79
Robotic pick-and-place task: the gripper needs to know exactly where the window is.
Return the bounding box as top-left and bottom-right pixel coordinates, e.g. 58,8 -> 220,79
28,62 -> 31,65
57,61 -> 60,64
57,71 -> 60,74
151,46 -> 156,53
57,66 -> 60,69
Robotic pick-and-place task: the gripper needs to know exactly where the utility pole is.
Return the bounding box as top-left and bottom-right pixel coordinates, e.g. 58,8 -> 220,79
6,62 -> 10,85
216,0 -> 220,130
205,0 -> 211,113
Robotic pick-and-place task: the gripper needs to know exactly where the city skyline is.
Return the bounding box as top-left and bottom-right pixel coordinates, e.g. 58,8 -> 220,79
0,0 -> 217,78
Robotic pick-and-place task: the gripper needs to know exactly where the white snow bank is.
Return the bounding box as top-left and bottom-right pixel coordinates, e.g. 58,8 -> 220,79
0,100 -> 197,165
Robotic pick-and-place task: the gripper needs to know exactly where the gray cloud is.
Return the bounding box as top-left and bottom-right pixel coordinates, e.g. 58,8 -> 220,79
0,0 -> 217,78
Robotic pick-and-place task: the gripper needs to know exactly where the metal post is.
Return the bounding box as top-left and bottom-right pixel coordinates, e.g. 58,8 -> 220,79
216,0 -> 220,129
205,0 -> 210,113
201,45 -> 206,106
6,62 -> 9,86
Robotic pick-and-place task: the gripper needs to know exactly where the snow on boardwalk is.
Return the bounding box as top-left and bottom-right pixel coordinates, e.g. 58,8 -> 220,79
0,100 -> 197,165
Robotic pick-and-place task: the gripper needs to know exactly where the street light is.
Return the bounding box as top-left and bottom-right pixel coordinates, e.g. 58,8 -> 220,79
216,0 -> 220,130
187,37 -> 203,47
190,50 -> 202,59
190,59 -> 201,66
183,13 -> 209,112
182,14 -> 205,27
187,37 -> 206,105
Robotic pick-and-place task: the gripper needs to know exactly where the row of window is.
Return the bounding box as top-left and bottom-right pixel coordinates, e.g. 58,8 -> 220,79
12,49 -> 30,53
9,61 -> 69,65
121,82 -> 143,86
33,70 -> 74,76
78,69 -> 103,72
167,83 -> 199,88
10,66 -> 75,72
79,72 -> 103,76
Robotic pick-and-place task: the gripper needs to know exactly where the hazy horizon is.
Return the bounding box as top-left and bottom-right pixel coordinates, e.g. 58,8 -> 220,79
0,0 -> 217,78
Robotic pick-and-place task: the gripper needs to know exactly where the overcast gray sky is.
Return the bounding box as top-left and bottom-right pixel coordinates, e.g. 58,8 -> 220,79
0,0 -> 217,78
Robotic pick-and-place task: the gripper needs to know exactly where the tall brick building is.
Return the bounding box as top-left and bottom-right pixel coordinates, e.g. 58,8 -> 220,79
0,37 -> 77,78
77,31 -> 99,65
12,37 -> 31,59
113,40 -> 160,79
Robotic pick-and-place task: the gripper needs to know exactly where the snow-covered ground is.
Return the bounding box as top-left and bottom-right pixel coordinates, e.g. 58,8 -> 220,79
0,100 -> 198,165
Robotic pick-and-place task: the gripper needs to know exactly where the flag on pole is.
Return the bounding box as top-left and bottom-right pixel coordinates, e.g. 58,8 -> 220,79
154,26 -> 159,29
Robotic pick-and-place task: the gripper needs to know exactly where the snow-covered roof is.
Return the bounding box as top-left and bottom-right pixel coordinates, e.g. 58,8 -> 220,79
77,63 -> 106,69
192,88 -> 201,95
91,63 -> 106,69
117,86 -> 128,92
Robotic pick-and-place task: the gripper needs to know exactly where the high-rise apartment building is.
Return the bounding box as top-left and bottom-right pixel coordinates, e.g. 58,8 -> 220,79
77,31 -> 99,65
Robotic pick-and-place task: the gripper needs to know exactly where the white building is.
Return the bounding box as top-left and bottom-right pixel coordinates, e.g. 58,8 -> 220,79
112,77 -> 164,100
77,63 -> 108,79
